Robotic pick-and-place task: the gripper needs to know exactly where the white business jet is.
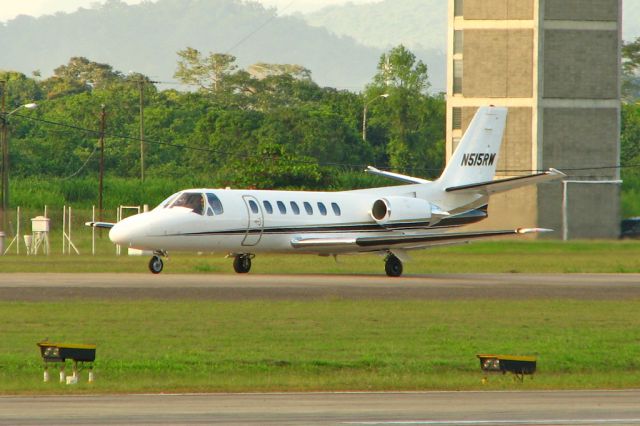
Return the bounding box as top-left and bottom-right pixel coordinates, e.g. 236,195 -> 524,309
88,106 -> 564,276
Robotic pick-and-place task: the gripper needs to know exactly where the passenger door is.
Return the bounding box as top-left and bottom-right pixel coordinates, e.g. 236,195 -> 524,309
242,195 -> 264,246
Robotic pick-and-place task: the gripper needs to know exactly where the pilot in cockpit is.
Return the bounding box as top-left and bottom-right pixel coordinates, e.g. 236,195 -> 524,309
172,192 -> 204,215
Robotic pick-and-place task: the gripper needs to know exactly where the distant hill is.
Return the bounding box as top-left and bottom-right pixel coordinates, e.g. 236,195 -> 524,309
0,0 -> 386,90
304,0 -> 446,51
303,0 -> 447,91
304,0 -> 640,92
623,2 -> 640,42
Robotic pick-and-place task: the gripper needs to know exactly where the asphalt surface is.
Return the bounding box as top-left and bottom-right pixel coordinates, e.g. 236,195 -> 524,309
0,272 -> 639,301
1,390 -> 640,425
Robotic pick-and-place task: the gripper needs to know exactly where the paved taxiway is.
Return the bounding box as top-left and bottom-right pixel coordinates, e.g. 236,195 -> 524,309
0,273 -> 639,300
1,390 -> 640,425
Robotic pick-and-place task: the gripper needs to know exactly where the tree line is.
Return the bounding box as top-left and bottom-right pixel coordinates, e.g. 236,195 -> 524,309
3,36 -> 640,210
1,45 -> 445,204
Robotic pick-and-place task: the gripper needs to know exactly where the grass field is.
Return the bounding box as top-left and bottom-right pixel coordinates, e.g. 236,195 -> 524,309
1,240 -> 640,394
1,299 -> 639,394
2,240 -> 640,274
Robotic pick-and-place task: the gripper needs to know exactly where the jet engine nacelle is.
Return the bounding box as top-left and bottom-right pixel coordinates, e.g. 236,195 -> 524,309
370,196 -> 434,226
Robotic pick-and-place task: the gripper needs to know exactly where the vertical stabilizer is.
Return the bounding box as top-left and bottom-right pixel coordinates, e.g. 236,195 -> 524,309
438,106 -> 508,188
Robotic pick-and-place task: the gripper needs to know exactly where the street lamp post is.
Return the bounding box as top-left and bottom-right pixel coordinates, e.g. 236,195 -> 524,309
0,101 -> 38,220
362,93 -> 389,141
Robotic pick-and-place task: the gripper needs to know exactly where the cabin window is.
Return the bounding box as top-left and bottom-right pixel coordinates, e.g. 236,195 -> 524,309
263,200 -> 274,214
207,207 -> 214,216
290,201 -> 300,215
303,202 -> 313,215
331,202 -> 341,216
277,201 -> 287,214
317,202 -> 327,216
207,193 -> 224,215
248,200 -> 259,214
171,192 -> 205,215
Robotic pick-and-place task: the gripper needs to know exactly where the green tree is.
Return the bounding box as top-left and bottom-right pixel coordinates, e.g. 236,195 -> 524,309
621,103 -> 640,166
174,48 -> 239,94
623,37 -> 640,102
0,71 -> 43,109
364,45 -> 444,177
41,57 -> 124,99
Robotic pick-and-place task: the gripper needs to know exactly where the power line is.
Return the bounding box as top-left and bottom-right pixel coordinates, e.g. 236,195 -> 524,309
61,143 -> 98,180
224,1 -> 296,55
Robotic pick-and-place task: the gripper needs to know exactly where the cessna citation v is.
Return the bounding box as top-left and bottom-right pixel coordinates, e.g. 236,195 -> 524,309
88,106 -> 565,277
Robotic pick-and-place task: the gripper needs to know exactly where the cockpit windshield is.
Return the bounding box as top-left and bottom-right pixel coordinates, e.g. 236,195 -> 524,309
155,191 -> 225,216
154,192 -> 181,211
170,192 -> 205,215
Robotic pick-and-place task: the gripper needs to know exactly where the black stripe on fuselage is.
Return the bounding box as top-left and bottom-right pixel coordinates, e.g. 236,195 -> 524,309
161,206 -> 488,238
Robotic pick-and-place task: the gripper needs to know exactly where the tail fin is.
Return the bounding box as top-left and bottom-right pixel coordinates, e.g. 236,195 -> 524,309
438,106 -> 507,189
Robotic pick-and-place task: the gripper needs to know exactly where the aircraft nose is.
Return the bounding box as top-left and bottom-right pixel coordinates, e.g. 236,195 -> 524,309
109,214 -> 149,246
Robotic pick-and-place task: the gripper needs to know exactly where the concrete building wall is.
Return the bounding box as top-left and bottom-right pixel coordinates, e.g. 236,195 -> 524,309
542,108 -> 619,179
537,181 -> 621,239
543,30 -> 619,99
446,0 -> 622,239
465,0 -> 534,20
464,29 -> 534,98
544,0 -> 619,22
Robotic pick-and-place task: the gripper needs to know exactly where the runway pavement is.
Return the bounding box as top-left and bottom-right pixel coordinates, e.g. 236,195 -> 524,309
1,390 -> 640,425
0,272 -> 638,300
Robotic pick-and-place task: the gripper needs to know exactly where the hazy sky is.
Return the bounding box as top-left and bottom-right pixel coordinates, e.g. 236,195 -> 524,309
0,0 -> 382,22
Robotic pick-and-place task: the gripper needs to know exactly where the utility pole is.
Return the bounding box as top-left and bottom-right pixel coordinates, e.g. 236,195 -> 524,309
98,105 -> 106,223
138,80 -> 145,182
362,93 -> 389,142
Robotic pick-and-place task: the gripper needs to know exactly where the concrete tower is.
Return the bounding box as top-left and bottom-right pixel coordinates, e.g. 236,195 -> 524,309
446,0 -> 621,238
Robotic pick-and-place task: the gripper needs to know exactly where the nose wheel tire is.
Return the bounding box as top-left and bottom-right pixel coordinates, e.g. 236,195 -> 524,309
149,256 -> 164,274
385,255 -> 403,277
233,255 -> 252,274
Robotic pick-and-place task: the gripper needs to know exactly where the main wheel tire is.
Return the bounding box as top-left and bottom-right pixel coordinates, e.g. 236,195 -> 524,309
385,255 -> 403,277
149,256 -> 164,274
233,255 -> 252,274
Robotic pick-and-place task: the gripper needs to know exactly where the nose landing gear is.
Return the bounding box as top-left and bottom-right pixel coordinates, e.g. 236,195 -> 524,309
149,256 -> 163,274
148,251 -> 168,274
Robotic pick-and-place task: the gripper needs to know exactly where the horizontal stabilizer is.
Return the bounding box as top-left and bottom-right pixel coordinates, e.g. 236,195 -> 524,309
365,166 -> 430,184
85,221 -> 115,229
445,168 -> 565,195
291,228 -> 552,250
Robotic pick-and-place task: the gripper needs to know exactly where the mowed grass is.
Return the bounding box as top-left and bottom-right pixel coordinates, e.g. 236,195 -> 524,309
1,299 -> 639,394
2,240 -> 640,273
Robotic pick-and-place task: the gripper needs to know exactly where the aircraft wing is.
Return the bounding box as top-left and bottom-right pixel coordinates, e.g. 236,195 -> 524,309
85,221 -> 116,229
445,168 -> 565,195
291,228 -> 551,251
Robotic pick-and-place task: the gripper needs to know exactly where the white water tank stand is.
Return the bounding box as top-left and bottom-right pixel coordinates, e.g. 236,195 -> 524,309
31,216 -> 50,255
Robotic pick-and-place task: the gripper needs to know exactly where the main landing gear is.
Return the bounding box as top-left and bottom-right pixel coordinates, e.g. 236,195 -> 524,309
149,256 -> 163,274
384,254 -> 403,277
148,251 -> 168,274
233,254 -> 253,274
